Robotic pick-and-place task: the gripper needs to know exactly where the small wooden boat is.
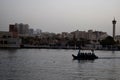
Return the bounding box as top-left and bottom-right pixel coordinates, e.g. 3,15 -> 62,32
72,49 -> 98,60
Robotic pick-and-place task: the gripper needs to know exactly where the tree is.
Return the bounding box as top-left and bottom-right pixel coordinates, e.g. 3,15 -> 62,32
100,36 -> 115,46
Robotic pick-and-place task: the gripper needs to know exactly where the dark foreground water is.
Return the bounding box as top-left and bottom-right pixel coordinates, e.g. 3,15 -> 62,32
0,49 -> 120,80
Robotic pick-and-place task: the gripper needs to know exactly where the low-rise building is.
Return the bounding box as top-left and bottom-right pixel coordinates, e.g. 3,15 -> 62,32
0,31 -> 21,48
115,35 -> 120,43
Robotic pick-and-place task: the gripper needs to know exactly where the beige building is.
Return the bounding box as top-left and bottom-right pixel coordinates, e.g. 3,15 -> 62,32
70,30 -> 108,41
115,35 -> 120,43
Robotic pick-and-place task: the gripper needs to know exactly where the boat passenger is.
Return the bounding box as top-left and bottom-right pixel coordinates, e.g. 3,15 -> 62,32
77,49 -> 81,57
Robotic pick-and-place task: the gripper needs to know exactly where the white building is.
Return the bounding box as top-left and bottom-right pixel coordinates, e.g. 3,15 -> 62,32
0,31 -> 21,48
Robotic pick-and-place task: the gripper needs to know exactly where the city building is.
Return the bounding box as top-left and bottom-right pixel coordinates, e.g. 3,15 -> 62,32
29,28 -> 34,36
71,30 -> 87,40
9,23 -> 33,37
0,31 -> 21,48
17,23 -> 29,35
9,24 -> 18,38
70,30 -> 108,41
115,35 -> 120,43
35,29 -> 42,35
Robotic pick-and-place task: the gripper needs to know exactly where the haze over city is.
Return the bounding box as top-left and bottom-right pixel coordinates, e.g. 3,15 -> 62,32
0,0 -> 120,35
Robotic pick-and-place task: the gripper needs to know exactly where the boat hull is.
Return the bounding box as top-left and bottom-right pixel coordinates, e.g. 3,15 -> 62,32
72,54 -> 98,60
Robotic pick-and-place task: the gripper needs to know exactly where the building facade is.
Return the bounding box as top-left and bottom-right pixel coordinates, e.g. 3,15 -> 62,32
0,31 -> 21,48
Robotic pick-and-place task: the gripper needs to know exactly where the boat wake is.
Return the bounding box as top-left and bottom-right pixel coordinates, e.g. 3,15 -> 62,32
99,57 -> 120,59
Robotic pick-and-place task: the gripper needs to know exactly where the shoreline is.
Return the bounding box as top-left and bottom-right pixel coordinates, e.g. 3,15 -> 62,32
0,47 -> 120,51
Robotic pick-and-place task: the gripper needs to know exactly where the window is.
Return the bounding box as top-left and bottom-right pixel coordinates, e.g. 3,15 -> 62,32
0,41 -> 3,44
4,41 -> 8,44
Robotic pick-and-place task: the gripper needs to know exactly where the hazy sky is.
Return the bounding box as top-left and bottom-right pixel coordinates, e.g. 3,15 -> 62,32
0,0 -> 120,35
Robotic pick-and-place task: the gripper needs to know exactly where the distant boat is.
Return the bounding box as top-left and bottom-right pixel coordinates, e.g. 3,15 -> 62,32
72,49 -> 98,60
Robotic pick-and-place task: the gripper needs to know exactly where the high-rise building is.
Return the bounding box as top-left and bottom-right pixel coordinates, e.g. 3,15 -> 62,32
112,18 -> 117,40
29,28 -> 34,35
13,23 -> 29,35
9,24 -> 17,32
17,23 -> 29,34
9,24 -> 18,38
9,23 -> 30,36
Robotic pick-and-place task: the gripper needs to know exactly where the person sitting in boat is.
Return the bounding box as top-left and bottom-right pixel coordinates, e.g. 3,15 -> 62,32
77,49 -> 81,57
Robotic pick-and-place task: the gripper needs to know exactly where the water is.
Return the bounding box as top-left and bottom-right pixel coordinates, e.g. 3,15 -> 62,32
0,49 -> 120,80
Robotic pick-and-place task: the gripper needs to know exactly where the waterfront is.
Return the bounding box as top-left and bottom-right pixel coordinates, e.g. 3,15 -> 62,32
0,49 -> 120,80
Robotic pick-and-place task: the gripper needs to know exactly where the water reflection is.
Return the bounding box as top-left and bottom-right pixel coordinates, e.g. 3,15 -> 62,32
73,59 -> 95,63
112,51 -> 115,53
7,49 -> 18,60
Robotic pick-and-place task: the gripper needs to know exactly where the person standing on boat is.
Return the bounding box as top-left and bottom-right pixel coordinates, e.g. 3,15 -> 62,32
91,49 -> 94,54
77,47 -> 81,57
91,49 -> 97,58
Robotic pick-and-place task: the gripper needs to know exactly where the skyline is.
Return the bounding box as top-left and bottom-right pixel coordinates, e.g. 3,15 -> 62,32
0,0 -> 120,35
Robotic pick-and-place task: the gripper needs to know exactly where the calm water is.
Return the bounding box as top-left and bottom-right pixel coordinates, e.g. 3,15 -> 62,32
0,49 -> 120,80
